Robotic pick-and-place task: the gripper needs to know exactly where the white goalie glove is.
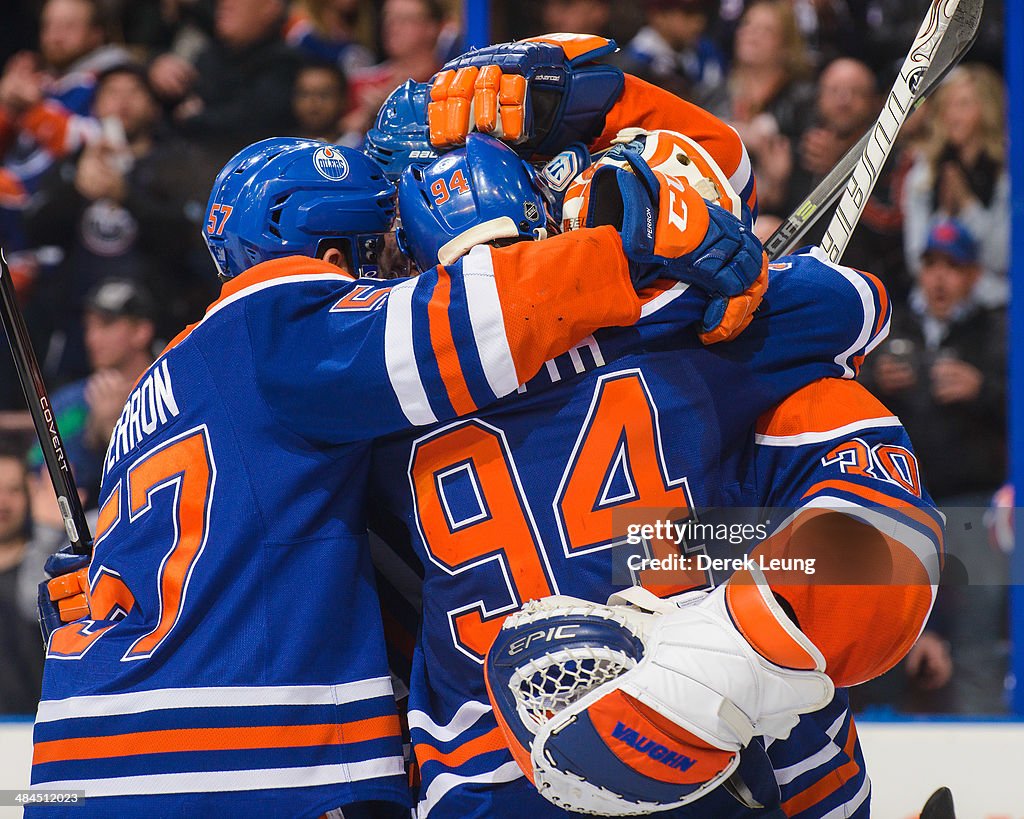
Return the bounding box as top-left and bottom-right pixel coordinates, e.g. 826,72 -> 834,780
484,568 -> 834,816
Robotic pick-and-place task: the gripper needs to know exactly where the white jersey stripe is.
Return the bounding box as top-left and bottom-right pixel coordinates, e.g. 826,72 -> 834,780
727,126 -> 754,200
33,756 -> 406,797
384,278 -> 438,426
639,281 -> 690,318
754,416 -> 901,447
808,246 -> 876,378
462,247 -> 519,398
408,700 -> 491,743
774,711 -> 847,785
205,273 -> 354,324
417,760 -> 523,817
36,677 -> 395,723
819,773 -> 871,819
801,496 -> 942,585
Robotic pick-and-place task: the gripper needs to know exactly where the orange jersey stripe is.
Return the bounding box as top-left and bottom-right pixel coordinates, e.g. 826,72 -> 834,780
857,268 -> 889,338
95,485 -> 120,542
490,226 -> 640,384
159,256 -> 352,356
34,715 -> 401,765
756,379 -> 894,438
802,479 -> 943,550
427,269 -> 477,416
414,726 -> 507,769
781,719 -> 860,816
20,102 -> 71,156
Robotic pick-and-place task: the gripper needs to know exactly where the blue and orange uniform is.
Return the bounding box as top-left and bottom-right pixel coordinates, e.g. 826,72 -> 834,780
365,248 -> 928,818
28,227 -> 645,817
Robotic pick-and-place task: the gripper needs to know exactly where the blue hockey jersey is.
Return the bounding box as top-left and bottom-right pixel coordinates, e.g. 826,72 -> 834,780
28,227 -> 645,817
366,247 -> 938,818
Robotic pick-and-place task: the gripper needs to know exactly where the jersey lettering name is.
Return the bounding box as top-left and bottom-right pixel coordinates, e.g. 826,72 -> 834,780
104,359 -> 180,475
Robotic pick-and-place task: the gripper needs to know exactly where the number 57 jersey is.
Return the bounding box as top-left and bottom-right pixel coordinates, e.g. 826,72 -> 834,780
367,248 -> 893,818
28,237 -> 645,818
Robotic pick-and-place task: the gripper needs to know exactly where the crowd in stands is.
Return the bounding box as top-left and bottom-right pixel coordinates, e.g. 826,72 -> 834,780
0,0 -> 1010,716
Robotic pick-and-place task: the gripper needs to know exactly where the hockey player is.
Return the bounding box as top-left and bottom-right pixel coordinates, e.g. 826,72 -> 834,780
365,133 -> 938,817
30,137 -> 765,816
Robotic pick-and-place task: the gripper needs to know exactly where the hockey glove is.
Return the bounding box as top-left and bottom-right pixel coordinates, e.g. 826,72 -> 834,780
485,573 -> 833,815
38,545 -> 91,642
428,34 -> 624,158
582,146 -> 768,341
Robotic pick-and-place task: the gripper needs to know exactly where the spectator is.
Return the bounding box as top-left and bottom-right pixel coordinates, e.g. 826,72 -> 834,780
902,64 -> 1009,307
148,0 -> 301,160
619,0 -> 727,110
786,57 -> 914,303
113,0 -> 217,57
292,60 -> 355,145
538,0 -> 613,37
26,278 -> 158,510
283,0 -> 374,76
862,219 -> 1007,713
0,0 -> 129,190
22,63 -> 214,384
342,0 -> 446,140
0,445 -> 44,714
711,0 -> 815,216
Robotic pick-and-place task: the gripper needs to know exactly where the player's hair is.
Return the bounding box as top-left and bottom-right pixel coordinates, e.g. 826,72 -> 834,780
296,58 -> 349,96
926,63 -> 1006,168
737,0 -> 813,82
0,443 -> 31,541
45,0 -> 108,34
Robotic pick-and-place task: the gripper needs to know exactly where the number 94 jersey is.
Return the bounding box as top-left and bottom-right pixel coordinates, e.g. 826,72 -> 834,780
367,247 -> 892,818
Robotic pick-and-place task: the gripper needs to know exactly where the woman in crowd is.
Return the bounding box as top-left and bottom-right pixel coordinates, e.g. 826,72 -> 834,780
902,64 -> 1009,307
712,0 -> 816,216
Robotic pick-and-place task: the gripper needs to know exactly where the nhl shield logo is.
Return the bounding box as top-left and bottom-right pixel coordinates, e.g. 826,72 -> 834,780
524,201 -> 540,222
313,146 -> 350,180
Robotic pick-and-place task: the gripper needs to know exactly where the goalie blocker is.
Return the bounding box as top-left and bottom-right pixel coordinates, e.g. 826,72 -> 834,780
485,580 -> 834,816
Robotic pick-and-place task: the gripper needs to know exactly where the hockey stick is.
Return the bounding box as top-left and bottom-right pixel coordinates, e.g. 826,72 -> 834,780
818,0 -> 976,264
763,0 -> 983,261
0,248 -> 93,556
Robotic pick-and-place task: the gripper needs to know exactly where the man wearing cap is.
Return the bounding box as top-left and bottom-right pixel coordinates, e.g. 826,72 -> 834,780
22,62 -> 214,382
27,277 -> 158,511
863,218 -> 1007,713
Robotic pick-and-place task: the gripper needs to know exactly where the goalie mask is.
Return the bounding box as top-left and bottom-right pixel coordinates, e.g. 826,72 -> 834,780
560,129 -> 746,233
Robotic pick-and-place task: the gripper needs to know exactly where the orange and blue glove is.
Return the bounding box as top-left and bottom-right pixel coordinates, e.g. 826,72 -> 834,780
579,146 -> 768,343
38,546 -> 91,642
427,34 -> 624,159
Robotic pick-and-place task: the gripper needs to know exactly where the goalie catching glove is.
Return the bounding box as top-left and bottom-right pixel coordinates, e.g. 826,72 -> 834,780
484,571 -> 834,816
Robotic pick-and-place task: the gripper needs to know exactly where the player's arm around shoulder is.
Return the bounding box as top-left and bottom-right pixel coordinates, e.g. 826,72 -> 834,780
242,242 -> 641,444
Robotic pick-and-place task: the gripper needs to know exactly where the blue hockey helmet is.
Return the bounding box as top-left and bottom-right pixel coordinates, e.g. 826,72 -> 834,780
364,80 -> 438,181
396,133 -> 549,272
203,137 -> 396,280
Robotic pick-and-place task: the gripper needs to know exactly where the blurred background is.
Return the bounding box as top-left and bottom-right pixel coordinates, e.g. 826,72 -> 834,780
0,1 -> 1018,809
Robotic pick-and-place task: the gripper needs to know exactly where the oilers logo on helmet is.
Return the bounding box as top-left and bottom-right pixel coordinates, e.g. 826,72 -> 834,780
313,146 -> 350,180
